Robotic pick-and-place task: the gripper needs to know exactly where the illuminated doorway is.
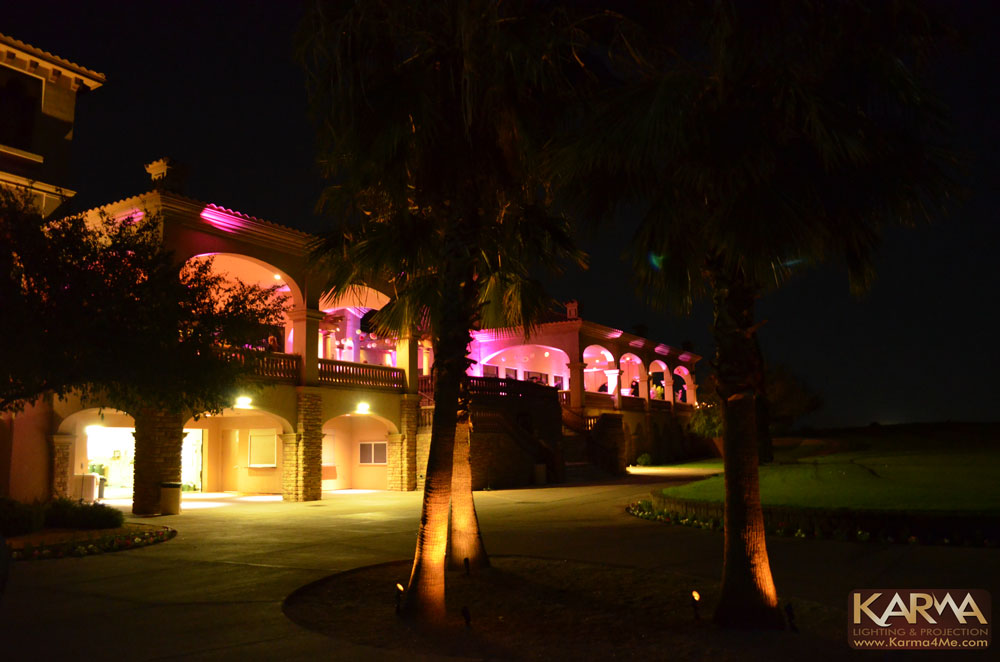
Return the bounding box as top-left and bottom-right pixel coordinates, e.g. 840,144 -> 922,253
85,427 -> 204,496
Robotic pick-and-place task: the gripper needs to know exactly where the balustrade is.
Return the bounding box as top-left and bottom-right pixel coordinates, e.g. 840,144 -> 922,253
218,348 -> 300,383
318,359 -> 406,390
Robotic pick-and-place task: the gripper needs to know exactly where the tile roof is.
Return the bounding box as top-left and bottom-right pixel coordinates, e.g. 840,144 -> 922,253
0,31 -> 105,87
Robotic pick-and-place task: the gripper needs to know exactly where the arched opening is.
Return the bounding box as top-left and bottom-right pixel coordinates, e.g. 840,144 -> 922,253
649,360 -> 669,401
183,406 -> 294,495
321,409 -> 397,491
58,408 -> 135,500
620,353 -> 645,398
583,344 -> 615,393
56,405 -> 295,502
673,366 -> 696,404
319,287 -> 403,364
187,253 -> 302,353
479,345 -> 570,388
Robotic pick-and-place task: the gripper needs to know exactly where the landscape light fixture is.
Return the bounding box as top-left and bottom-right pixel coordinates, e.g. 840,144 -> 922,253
691,590 -> 701,620
234,396 -> 253,409
355,402 -> 370,415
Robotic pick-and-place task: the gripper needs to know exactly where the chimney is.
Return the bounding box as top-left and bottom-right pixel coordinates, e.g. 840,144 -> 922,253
144,157 -> 188,193
565,300 -> 579,320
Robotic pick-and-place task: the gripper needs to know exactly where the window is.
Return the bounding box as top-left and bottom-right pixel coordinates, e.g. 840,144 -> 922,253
524,370 -> 548,384
482,364 -> 499,378
248,429 -> 277,467
505,367 -> 518,380
359,441 -> 387,465
0,67 -> 42,151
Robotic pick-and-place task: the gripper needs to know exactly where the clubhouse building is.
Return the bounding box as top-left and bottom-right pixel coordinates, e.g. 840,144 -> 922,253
0,33 -> 701,513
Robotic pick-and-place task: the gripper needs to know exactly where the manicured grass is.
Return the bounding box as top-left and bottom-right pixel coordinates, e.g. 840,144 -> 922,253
670,458 -> 724,471
660,423 -> 1000,513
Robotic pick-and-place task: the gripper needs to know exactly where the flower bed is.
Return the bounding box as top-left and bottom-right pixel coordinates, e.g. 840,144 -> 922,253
626,496 -> 999,547
6,523 -> 176,561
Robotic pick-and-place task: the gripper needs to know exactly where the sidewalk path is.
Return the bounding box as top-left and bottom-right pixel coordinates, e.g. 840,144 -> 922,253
2,476 -> 996,660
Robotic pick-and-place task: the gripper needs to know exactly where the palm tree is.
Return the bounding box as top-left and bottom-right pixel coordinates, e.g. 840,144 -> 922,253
554,0 -> 956,628
300,0 -> 588,623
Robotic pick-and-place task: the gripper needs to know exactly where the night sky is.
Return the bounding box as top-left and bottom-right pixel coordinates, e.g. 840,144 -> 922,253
4,1 -> 997,428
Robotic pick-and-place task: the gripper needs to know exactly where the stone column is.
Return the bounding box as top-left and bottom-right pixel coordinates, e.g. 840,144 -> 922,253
422,344 -> 432,376
284,388 -> 323,502
280,432 -> 301,500
638,375 -> 650,405
132,409 -> 184,516
386,432 -> 405,491
399,394 -> 420,490
50,434 -> 75,499
567,361 -> 586,409
396,335 -> 420,394
604,368 -> 622,408
288,306 -> 324,386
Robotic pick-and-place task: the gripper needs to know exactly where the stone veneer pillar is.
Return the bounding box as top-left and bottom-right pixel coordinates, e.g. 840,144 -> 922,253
387,394 -> 420,491
283,389 -> 323,501
132,409 -> 184,515
50,434 -> 75,499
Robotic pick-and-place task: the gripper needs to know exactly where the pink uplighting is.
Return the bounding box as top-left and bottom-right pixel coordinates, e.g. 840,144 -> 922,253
200,206 -> 251,233
114,209 -> 145,224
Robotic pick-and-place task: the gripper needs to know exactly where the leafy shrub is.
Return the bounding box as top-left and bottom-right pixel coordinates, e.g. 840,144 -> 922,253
635,453 -> 653,466
688,404 -> 722,439
0,497 -> 44,537
44,498 -> 124,530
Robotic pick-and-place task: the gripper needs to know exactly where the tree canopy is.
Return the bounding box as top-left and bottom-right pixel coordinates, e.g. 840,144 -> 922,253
550,0 -> 958,630
299,0 -> 595,622
1,186 -> 286,415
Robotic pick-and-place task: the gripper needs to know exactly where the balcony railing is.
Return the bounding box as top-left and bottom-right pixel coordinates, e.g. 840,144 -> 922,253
584,392 -> 614,409
318,358 -> 406,391
219,348 -> 300,383
649,398 -> 673,412
419,375 -> 556,402
620,395 -> 646,411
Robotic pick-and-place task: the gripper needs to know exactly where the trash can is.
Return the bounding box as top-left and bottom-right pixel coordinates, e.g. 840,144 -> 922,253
533,463 -> 547,486
98,476 -> 107,500
77,474 -> 99,503
160,482 -> 182,515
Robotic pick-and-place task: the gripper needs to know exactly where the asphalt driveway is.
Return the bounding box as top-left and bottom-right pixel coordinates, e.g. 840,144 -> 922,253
2,476 -> 996,660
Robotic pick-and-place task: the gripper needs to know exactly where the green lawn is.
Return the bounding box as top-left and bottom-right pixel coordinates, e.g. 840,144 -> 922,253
660,423 -> 1000,513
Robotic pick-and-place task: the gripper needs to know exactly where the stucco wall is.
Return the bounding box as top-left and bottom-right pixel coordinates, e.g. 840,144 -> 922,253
322,415 -> 389,490
5,399 -> 52,502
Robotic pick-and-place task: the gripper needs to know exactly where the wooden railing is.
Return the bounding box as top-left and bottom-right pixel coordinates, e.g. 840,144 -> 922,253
318,359 -> 406,390
218,348 -> 300,383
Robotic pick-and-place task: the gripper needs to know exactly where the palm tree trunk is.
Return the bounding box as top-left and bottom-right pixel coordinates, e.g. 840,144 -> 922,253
448,415 -> 489,570
709,266 -> 784,629
400,353 -> 459,622
400,271 -> 474,622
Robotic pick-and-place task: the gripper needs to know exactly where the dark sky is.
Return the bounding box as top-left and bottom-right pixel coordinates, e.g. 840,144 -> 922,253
5,1 -> 997,428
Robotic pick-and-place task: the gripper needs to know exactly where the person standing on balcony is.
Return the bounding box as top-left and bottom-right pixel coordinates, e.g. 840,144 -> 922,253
266,335 -> 279,352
